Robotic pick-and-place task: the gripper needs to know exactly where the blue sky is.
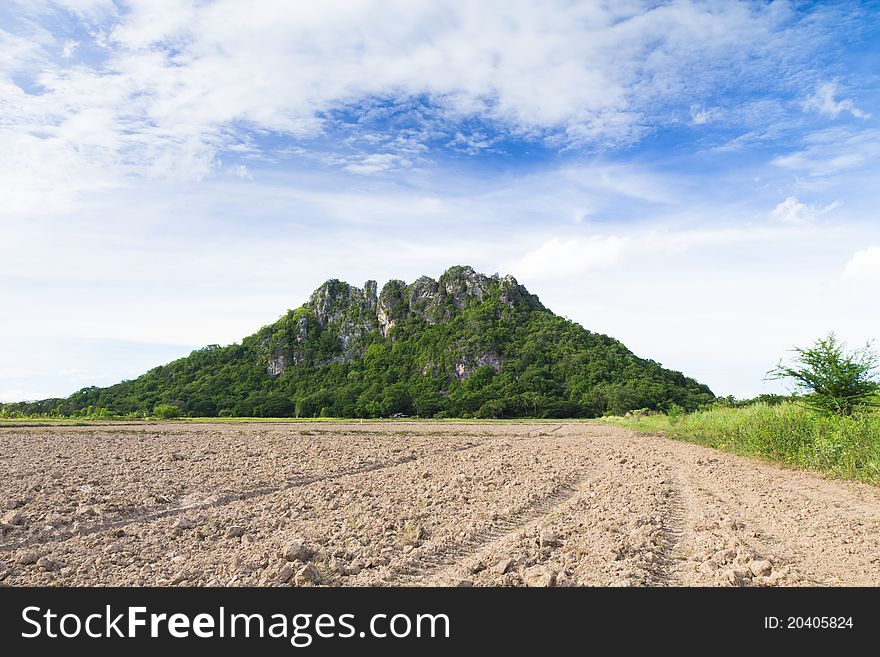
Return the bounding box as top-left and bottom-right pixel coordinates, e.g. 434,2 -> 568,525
1,0 -> 879,401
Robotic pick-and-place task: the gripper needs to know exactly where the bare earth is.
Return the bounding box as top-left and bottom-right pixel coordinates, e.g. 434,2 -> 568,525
1,421 -> 878,587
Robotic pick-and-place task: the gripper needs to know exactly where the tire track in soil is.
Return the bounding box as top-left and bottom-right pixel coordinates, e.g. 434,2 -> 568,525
0,443 -> 481,553
390,478 -> 584,585
643,452 -> 817,587
670,469 -> 822,587
644,470 -> 687,587
389,433 -> 604,585
525,424 -> 564,439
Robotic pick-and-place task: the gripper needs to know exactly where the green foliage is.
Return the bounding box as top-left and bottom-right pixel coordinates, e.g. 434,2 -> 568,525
475,399 -> 506,419
768,333 -> 879,416
610,402 -> 880,484
153,403 -> 181,419
0,269 -> 715,419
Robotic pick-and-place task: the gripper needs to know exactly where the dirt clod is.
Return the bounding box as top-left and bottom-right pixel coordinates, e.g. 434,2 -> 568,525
18,551 -> 42,566
283,540 -> 313,562
294,563 -> 320,586
36,556 -> 57,571
749,560 -> 773,577
523,566 -> 556,587
1,511 -> 23,526
492,559 -> 514,575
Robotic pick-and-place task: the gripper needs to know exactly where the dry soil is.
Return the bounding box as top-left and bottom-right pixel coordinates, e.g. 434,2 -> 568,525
1,421 -> 878,586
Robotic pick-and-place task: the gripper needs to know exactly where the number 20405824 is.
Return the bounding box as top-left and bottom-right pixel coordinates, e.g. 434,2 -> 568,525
764,617 -> 853,629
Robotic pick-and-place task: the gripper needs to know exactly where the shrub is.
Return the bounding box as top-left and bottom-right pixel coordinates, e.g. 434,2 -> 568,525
154,404 -> 181,419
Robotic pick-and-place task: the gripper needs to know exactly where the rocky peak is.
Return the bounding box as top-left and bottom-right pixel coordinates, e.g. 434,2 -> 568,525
377,279 -> 407,336
310,266 -> 542,335
268,266 -> 543,376
308,279 -> 378,328
438,265 -> 492,306
363,280 -> 378,306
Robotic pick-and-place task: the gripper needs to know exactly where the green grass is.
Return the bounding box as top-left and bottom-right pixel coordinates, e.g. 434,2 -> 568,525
606,402 -> 880,484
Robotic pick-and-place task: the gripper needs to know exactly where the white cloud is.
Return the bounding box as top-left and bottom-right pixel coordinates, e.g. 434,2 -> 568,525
689,104 -> 719,125
771,127 -> 880,179
231,164 -> 251,179
36,0 -> 117,17
343,153 -> 410,176
843,246 -> 880,281
0,0 -> 830,215
804,80 -> 869,119
61,39 -> 79,58
505,236 -> 625,283
771,196 -> 839,224
448,131 -> 495,154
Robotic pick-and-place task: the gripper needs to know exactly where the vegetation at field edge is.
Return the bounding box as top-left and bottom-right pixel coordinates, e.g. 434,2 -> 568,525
607,401 -> 880,484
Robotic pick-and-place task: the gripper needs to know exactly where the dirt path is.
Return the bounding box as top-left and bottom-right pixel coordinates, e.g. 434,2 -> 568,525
0,422 -> 878,586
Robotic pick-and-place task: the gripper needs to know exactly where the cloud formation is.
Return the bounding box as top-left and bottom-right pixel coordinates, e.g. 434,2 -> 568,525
771,196 -> 839,224
771,127 -> 880,180
804,80 -> 870,119
0,0 -> 849,216
844,246 -> 880,281
505,236 -> 626,283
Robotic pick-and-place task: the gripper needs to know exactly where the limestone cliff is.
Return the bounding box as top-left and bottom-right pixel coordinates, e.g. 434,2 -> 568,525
265,266 -> 542,378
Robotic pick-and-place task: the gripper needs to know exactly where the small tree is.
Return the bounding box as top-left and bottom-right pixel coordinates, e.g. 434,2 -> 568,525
154,403 -> 181,420
767,333 -> 879,416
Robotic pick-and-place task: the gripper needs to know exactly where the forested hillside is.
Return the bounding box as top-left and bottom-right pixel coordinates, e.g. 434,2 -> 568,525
2,266 -> 713,418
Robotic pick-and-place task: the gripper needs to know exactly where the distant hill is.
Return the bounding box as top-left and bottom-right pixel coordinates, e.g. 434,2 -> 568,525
4,266 -> 714,418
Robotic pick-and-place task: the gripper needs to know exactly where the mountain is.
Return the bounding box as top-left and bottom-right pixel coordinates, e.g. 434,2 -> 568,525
5,266 -> 714,418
